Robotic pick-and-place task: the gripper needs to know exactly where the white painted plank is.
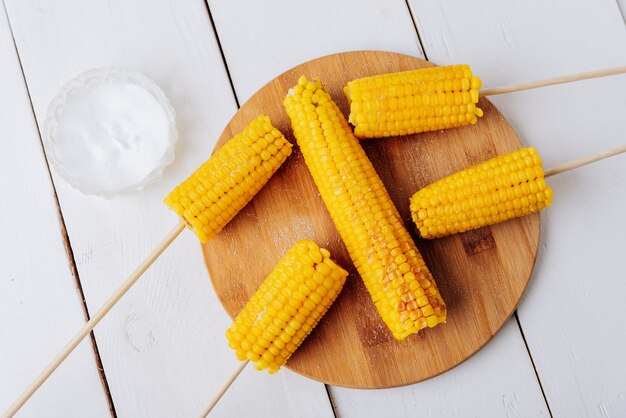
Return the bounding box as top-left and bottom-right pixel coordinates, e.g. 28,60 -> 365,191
209,0 -> 424,103
330,319 -> 548,417
0,5 -> 110,417
409,0 -> 626,415
4,0 -> 332,416
210,0 -> 548,416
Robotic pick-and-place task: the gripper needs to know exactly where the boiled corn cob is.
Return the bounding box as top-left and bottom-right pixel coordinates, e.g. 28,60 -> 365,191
410,147 -> 554,239
164,115 -> 292,243
284,76 -> 446,340
226,240 -> 348,373
344,65 -> 484,138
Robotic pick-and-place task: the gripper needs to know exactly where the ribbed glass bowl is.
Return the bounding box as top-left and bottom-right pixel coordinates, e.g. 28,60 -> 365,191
43,68 -> 178,197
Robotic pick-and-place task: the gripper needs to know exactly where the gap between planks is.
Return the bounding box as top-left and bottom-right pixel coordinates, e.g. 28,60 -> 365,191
204,0 -> 241,107
404,0 -> 429,60
324,384 -> 338,418
615,0 -> 626,22
1,1 -> 117,415
514,312 -> 554,418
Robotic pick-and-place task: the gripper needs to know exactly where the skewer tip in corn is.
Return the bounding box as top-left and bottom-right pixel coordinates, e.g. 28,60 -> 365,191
285,76 -> 446,340
410,147 -> 554,239
164,115 -> 292,243
226,240 -> 348,373
344,65 -> 483,139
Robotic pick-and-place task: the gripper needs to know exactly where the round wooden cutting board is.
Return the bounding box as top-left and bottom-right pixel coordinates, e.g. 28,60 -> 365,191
202,51 -> 540,389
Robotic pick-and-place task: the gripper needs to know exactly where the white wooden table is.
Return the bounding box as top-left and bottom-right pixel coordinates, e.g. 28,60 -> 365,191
1,1 -> 625,416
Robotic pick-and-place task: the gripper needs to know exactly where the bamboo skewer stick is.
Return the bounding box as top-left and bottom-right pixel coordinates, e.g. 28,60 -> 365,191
1,220 -> 187,418
197,360 -> 250,418
481,66 -> 626,96
544,144 -> 626,178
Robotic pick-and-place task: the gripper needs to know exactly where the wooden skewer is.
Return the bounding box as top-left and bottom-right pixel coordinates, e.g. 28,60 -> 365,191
197,360 -> 250,418
544,144 -> 626,178
2,220 -> 187,418
481,66 -> 626,96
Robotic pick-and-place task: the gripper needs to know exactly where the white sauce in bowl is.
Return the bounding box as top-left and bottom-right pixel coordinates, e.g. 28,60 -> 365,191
44,68 -> 177,197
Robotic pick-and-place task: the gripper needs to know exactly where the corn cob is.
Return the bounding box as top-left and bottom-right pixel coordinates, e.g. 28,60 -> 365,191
410,147 -> 554,239
344,65 -> 484,138
284,76 -> 446,340
164,115 -> 292,243
226,240 -> 348,373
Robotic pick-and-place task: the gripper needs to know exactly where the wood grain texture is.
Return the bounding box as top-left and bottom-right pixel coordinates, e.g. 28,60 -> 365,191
0,5 -> 110,417
410,0 -> 626,414
203,51 -> 540,388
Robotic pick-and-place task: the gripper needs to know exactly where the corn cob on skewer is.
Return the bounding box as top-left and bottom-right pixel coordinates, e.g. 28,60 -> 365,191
164,114 -> 292,243
410,147 -> 553,239
344,64 -> 483,138
285,76 -> 446,340
226,240 -> 348,373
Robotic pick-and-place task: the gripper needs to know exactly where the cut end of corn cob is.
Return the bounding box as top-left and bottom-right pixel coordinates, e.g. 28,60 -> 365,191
285,76 -> 446,340
344,64 -> 483,139
164,114 -> 292,243
410,147 -> 554,239
225,240 -> 348,373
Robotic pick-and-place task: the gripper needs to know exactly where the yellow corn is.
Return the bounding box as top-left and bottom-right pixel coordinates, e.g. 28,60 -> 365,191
226,240 -> 348,373
344,65 -> 484,138
284,76 -> 446,340
164,115 -> 292,243
410,147 -> 554,239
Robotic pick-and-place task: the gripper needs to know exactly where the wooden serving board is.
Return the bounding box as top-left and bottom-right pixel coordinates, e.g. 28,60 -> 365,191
202,51 -> 540,389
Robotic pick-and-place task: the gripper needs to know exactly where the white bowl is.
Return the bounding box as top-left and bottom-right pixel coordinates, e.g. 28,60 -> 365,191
43,68 -> 178,197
